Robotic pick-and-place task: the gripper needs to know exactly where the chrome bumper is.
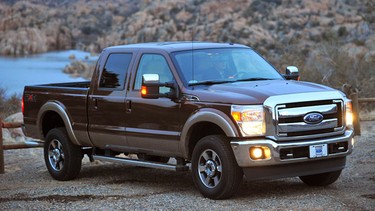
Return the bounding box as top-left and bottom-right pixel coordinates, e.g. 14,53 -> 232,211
231,130 -> 354,167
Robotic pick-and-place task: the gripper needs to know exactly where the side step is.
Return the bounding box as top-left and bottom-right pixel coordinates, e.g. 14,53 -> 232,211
93,155 -> 189,172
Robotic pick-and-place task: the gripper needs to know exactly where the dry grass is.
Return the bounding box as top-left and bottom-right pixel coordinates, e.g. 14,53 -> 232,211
359,106 -> 375,121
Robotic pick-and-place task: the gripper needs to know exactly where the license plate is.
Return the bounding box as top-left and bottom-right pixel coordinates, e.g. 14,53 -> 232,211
309,144 -> 328,158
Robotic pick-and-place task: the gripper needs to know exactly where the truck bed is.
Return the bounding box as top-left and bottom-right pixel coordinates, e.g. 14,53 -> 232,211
23,81 -> 90,142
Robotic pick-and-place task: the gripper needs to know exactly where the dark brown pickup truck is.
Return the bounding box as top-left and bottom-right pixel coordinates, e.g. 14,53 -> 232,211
23,42 -> 355,199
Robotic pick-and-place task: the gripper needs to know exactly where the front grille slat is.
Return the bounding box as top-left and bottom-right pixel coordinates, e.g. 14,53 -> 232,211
278,119 -> 338,133
278,104 -> 337,118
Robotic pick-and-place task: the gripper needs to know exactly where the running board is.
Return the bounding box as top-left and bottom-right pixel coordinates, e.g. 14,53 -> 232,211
92,155 -> 189,172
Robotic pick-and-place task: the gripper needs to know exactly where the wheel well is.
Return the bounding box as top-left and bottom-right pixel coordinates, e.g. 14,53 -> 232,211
187,121 -> 226,159
41,111 -> 65,138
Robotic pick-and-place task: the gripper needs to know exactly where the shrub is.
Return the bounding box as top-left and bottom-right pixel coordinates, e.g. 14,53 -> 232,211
338,26 -> 347,37
0,88 -> 21,119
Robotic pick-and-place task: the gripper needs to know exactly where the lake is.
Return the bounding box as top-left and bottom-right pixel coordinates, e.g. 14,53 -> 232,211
0,50 -> 98,98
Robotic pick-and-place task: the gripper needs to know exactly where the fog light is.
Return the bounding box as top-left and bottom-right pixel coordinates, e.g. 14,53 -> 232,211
249,146 -> 271,160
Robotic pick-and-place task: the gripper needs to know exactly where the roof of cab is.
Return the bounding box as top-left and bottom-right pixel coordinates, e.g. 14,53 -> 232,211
105,42 -> 250,53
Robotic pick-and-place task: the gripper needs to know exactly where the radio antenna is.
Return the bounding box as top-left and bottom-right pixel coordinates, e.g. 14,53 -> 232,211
191,13 -> 200,90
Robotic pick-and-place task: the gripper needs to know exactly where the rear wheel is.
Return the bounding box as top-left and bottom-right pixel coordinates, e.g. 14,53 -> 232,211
44,128 -> 82,181
191,135 -> 243,199
299,170 -> 342,186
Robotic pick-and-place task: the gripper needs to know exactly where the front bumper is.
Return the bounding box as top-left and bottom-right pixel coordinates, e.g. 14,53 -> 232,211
230,130 -> 354,167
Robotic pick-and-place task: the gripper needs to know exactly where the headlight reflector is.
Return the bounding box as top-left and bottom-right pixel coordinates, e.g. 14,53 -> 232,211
231,105 -> 265,136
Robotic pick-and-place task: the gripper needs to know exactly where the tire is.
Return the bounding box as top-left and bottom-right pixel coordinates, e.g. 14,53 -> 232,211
191,135 -> 243,199
44,127 -> 82,181
299,170 -> 342,186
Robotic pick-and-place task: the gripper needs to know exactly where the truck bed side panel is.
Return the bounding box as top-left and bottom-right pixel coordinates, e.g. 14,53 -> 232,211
23,82 -> 92,146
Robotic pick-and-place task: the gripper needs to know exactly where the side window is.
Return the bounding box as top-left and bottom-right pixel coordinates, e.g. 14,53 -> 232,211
99,53 -> 132,89
134,54 -> 173,94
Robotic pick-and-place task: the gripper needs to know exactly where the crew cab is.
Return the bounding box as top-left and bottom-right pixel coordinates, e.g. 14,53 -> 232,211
23,42 -> 354,199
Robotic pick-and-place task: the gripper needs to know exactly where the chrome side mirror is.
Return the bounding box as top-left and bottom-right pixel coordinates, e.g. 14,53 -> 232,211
141,74 -> 177,99
284,66 -> 300,80
141,74 -> 161,99
142,74 -> 160,83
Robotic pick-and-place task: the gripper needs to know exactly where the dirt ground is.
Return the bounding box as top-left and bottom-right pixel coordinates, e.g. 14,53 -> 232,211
0,122 -> 374,210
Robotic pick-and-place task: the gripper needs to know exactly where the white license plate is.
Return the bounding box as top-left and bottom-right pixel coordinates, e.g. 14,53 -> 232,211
309,144 -> 328,158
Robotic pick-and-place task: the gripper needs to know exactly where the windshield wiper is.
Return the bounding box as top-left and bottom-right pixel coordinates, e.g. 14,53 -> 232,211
188,80 -> 234,86
189,78 -> 276,86
234,77 -> 276,82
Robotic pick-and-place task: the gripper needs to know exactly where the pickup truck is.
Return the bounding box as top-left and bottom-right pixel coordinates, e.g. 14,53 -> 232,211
23,42 -> 354,199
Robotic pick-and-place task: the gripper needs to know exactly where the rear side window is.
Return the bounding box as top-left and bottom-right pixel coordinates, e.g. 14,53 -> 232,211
99,53 -> 132,89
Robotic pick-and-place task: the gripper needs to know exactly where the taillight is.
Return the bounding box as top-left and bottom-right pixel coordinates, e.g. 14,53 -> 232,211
22,96 -> 24,114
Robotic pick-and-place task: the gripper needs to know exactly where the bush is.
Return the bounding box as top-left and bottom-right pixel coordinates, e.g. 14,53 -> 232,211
338,26 -> 347,37
0,88 -> 21,119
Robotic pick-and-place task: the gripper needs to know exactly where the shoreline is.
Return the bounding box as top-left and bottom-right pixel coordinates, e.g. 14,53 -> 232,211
0,50 -> 97,98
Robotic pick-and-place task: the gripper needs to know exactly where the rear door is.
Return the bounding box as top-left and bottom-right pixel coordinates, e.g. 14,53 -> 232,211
88,49 -> 136,149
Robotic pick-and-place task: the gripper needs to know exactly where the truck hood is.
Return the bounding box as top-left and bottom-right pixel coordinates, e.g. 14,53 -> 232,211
188,80 -> 338,104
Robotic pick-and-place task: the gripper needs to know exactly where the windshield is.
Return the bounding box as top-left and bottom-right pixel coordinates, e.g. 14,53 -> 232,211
172,48 -> 283,86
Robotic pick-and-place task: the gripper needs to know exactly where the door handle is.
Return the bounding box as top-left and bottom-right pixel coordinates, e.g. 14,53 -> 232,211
126,100 -> 131,113
93,98 -> 98,110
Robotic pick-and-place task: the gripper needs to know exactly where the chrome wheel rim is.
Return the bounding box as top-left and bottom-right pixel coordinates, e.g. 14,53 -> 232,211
48,139 -> 65,171
198,149 -> 222,188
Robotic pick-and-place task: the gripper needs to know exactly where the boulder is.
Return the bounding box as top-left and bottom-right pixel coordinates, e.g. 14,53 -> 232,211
2,112 -> 25,145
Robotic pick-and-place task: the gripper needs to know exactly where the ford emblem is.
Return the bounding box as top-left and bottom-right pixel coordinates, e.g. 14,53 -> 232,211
303,112 -> 324,124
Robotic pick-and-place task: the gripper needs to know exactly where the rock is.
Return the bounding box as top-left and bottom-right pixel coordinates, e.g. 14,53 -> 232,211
63,60 -> 95,79
2,112 -> 25,144
342,43 -> 367,58
69,54 -> 76,60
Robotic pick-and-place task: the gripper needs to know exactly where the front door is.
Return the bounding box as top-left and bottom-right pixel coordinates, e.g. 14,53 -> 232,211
125,53 -> 183,155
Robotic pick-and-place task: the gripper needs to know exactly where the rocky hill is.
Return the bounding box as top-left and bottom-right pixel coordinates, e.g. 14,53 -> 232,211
0,0 -> 374,99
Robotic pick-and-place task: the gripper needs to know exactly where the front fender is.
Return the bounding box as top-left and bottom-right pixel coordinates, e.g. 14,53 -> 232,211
179,108 -> 239,158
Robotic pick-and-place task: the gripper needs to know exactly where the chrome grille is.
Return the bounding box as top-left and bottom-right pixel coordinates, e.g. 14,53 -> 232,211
276,100 -> 344,138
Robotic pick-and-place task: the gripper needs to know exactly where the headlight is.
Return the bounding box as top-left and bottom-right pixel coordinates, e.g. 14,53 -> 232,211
345,100 -> 353,129
231,105 -> 265,136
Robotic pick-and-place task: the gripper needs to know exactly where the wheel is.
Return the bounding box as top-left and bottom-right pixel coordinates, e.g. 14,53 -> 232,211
44,127 -> 82,181
299,170 -> 342,186
191,135 -> 243,199
138,154 -> 170,163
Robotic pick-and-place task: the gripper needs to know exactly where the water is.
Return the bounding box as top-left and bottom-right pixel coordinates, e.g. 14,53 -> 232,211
0,50 -> 98,98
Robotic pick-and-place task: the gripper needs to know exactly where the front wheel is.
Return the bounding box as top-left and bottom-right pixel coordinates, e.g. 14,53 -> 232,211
44,127 -> 82,181
191,135 -> 243,199
299,170 -> 342,186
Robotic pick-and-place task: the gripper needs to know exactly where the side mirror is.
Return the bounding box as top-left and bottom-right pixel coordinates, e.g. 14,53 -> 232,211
283,66 -> 300,81
141,74 -> 161,99
141,74 -> 177,99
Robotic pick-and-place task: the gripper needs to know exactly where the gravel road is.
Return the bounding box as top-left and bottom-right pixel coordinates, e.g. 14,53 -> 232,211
1,122 -> 374,210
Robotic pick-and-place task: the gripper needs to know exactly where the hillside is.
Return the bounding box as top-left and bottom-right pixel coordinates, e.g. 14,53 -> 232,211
0,0 -> 374,99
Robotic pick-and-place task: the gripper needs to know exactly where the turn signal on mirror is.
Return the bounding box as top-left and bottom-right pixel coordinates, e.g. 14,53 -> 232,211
141,86 -> 147,96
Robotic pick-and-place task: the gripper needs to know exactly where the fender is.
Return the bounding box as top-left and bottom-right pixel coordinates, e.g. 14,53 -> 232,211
37,101 -> 81,146
179,108 -> 239,158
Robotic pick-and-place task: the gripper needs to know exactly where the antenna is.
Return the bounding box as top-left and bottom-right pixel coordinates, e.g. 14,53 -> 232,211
192,24 -> 194,83
191,13 -> 200,90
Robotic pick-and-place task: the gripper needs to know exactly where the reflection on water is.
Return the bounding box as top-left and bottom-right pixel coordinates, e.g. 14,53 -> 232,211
0,50 -> 98,97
